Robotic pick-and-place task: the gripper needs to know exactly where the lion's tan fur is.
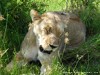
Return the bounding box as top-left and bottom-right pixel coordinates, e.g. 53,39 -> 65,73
6,10 -> 86,75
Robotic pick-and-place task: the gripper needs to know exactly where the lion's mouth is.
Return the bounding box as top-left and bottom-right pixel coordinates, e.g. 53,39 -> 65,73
39,45 -> 53,54
49,45 -> 57,49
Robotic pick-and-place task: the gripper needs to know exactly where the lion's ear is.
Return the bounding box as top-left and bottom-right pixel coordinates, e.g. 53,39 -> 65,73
30,9 -> 40,21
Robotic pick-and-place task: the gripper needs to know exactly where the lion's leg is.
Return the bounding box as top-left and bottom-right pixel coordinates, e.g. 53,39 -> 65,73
5,51 -> 28,71
6,46 -> 39,72
40,65 -> 52,75
6,47 -> 39,72
38,50 -> 58,75
38,51 -> 50,75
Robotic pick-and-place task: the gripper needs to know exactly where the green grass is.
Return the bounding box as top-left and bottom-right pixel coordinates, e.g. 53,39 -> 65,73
0,0 -> 100,75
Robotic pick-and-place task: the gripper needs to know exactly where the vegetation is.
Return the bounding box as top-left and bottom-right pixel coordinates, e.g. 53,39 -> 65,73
0,0 -> 100,75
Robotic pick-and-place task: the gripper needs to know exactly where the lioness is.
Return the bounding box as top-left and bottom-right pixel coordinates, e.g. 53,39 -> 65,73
6,9 -> 86,75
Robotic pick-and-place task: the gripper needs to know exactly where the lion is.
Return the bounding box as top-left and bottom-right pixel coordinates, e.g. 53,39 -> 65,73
6,9 -> 86,75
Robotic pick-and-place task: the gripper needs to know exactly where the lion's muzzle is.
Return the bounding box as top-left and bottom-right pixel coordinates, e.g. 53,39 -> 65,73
39,45 -> 57,54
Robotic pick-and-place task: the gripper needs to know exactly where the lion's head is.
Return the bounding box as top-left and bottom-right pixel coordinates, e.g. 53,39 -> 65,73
30,10 -> 64,51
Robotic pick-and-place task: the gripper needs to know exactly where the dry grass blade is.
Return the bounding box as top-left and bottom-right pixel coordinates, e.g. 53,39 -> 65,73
0,49 -> 8,58
0,15 -> 5,21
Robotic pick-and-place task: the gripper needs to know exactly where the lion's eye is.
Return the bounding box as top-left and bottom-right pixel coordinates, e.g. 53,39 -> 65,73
49,44 -> 57,49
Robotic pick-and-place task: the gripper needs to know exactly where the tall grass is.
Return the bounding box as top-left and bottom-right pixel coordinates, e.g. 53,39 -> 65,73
0,0 -> 100,75
65,0 -> 100,36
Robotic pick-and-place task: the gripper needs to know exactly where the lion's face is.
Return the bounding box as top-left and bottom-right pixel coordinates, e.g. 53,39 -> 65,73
30,10 -> 63,51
